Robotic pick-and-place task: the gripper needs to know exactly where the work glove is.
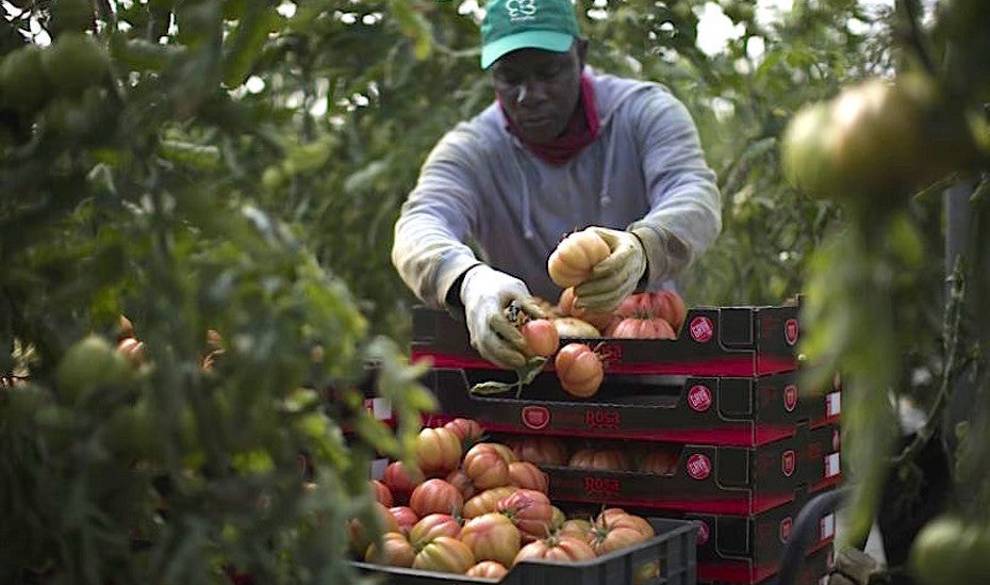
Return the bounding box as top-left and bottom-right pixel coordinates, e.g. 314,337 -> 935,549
827,548 -> 884,585
573,227 -> 647,312
460,265 -> 546,370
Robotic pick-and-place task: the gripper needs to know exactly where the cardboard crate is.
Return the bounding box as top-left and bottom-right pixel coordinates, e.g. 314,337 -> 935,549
422,368 -> 841,447
699,543 -> 833,585
412,302 -> 802,377
688,489 -> 836,582
509,425 -> 841,515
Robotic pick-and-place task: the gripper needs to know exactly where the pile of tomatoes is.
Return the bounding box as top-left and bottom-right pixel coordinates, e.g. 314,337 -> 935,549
351,418 -> 663,579
502,228 -> 691,399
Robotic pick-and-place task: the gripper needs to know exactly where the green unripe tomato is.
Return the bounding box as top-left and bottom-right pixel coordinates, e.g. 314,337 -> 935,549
0,45 -> 51,113
41,33 -> 110,97
261,166 -> 286,190
911,516 -> 990,585
781,102 -> 841,198
55,335 -> 132,403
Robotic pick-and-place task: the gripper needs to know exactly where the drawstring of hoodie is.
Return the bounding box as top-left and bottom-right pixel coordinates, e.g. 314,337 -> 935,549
599,120 -> 616,208
509,150 -> 536,240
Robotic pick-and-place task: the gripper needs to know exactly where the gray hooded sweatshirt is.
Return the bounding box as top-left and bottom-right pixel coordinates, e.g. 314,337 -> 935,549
392,68 -> 722,308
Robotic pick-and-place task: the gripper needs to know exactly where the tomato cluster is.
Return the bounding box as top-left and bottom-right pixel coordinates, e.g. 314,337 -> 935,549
353,419 -> 663,578
510,288 -> 686,399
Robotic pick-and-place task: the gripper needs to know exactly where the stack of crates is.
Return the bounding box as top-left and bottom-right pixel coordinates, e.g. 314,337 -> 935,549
411,300 -> 842,585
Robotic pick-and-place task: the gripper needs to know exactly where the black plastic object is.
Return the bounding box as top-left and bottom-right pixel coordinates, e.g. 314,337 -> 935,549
773,486 -> 851,585
352,518 -> 697,585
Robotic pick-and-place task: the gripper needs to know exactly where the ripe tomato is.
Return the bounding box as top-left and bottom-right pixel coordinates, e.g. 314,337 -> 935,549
348,502 -> 400,556
554,343 -> 604,398
364,532 -> 415,567
415,427 -> 462,477
463,444 -> 511,490
463,486 -> 518,520
466,561 -> 508,579
559,518 -> 593,540
587,524 -> 647,556
117,314 -> 135,341
445,469 -> 477,501
548,229 -> 612,288
639,449 -> 679,475
558,287 -> 614,331
409,479 -> 464,518
596,510 -> 655,539
409,479 -> 463,518
471,442 -> 516,465
508,461 -> 549,494
613,291 -> 687,331
460,512 -> 522,568
412,536 -> 476,574
382,461 -> 423,504
607,317 -> 676,340
507,436 -> 569,466
408,513 -> 461,549
442,418 -> 484,448
521,318 -> 560,357
514,534 -> 597,563
370,480 -> 393,507
497,489 -> 554,542
388,506 -> 418,535
553,317 -> 602,339
568,448 -> 629,471
549,506 -> 566,532
116,337 -> 146,365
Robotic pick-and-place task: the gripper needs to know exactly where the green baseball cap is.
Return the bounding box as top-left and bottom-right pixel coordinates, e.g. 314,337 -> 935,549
481,0 -> 581,70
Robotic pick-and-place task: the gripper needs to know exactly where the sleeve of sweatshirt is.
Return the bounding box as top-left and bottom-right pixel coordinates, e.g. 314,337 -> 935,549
626,87 -> 722,288
391,123 -> 486,309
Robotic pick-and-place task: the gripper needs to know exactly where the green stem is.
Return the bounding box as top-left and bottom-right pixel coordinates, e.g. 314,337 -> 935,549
892,260 -> 966,467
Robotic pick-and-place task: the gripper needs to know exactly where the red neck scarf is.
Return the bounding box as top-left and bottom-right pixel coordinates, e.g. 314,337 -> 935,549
501,73 -> 600,166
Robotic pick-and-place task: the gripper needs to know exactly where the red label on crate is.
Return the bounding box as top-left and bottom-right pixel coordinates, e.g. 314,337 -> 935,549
521,406 -> 550,431
695,520 -> 710,545
780,517 -> 793,543
688,385 -> 713,412
686,454 -> 712,480
784,384 -> 798,412
782,450 -> 796,477
785,318 -> 800,345
585,409 -> 620,430
584,476 -> 621,497
689,317 -> 714,343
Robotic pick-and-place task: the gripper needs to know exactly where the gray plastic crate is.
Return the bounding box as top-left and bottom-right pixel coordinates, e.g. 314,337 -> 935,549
352,518 -> 697,585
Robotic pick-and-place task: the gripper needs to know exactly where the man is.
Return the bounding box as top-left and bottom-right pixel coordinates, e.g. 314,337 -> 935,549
391,0 -> 721,370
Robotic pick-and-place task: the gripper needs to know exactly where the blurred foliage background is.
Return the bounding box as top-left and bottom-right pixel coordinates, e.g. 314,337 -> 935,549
0,0 -> 987,583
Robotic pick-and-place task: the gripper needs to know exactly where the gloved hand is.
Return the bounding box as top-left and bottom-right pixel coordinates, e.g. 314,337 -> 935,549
460,265 -> 546,370
827,548 -> 883,585
573,227 -> 647,312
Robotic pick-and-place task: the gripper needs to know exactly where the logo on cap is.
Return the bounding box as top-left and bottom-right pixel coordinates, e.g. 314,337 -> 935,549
506,0 -> 537,20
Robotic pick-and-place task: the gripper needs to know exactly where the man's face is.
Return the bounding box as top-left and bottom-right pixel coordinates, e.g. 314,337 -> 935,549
491,41 -> 587,144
